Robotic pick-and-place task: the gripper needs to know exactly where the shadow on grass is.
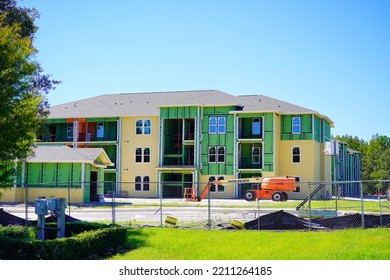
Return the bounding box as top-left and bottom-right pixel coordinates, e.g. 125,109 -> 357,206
124,228 -> 149,251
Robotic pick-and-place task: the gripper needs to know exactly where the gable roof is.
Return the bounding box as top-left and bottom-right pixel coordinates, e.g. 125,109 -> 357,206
47,90 -> 240,119
236,95 -> 334,126
47,90 -> 333,125
26,145 -> 113,167
237,95 -> 316,114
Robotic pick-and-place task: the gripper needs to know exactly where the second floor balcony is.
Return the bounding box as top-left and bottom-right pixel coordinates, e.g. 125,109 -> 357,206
238,156 -> 263,170
44,121 -> 118,143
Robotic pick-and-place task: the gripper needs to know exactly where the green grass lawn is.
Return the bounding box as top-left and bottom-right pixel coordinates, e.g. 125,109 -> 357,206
110,227 -> 390,260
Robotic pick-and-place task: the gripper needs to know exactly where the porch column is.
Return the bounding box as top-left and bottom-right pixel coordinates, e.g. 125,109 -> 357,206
81,163 -> 85,190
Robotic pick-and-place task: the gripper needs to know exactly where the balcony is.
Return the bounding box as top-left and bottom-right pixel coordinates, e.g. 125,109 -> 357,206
45,121 -> 117,143
238,157 -> 263,170
237,118 -> 263,140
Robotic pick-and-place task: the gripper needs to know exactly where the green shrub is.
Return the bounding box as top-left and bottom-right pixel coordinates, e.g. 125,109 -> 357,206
0,225 -> 128,260
0,225 -> 35,240
44,221 -> 113,239
41,226 -> 128,259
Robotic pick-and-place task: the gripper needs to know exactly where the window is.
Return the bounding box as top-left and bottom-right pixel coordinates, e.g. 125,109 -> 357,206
135,148 -> 150,163
96,122 -> 104,138
208,146 -> 226,163
143,176 -> 150,191
252,118 -> 261,135
135,176 -> 150,192
252,147 -> 261,164
218,117 -> 226,134
217,176 -> 225,192
209,176 -> 225,192
217,146 -> 225,163
292,116 -> 301,134
135,148 -> 143,162
208,147 -> 216,163
136,119 -> 151,134
144,148 -> 150,163
209,116 -> 226,134
135,176 -> 142,191
292,147 -> 301,163
136,120 -> 143,134
209,117 -> 217,134
67,123 -> 73,139
144,119 -> 151,134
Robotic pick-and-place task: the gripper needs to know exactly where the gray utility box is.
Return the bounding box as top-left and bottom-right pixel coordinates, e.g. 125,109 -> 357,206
47,198 -> 59,211
34,199 -> 48,215
34,198 -> 66,240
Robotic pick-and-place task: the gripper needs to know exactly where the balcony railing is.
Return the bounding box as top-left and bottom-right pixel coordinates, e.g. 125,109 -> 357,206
238,157 -> 263,169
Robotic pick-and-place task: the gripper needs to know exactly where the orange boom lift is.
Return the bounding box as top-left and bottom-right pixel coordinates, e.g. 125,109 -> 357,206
184,176 -> 296,202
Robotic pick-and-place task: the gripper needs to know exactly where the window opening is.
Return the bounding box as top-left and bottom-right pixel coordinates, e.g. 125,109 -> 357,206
252,118 -> 261,135
292,116 -> 301,134
292,147 -> 301,163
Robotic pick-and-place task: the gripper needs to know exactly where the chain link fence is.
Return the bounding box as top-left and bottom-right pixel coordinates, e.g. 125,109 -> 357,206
1,180 -> 389,230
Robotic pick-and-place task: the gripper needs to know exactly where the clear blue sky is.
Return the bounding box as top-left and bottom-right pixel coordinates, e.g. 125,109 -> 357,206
20,0 -> 390,141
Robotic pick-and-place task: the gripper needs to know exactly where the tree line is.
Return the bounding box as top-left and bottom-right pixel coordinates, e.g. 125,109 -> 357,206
336,134 -> 390,180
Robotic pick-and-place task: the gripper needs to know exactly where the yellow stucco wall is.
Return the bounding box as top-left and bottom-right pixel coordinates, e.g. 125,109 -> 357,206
0,188 -> 21,202
278,140 -> 332,200
0,187 -> 84,203
120,116 -> 159,197
261,171 -> 277,178
279,140 -> 321,181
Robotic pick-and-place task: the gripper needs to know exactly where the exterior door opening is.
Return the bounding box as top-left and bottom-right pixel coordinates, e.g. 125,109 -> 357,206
90,171 -> 98,202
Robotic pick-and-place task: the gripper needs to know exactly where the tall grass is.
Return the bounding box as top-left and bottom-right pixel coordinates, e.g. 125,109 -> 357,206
110,227 -> 390,260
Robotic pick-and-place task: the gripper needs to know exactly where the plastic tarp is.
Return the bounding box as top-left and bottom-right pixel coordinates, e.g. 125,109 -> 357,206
0,208 -> 28,226
243,210 -> 390,230
244,210 -> 325,230
314,213 -> 390,229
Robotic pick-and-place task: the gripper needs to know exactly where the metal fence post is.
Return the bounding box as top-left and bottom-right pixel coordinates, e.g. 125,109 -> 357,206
159,182 -> 163,228
67,184 -> 71,221
335,183 -> 338,216
112,181 -> 116,224
257,182 -> 260,231
207,182 -> 212,229
25,184 -> 28,226
360,181 -> 364,228
308,182 -> 312,230
378,182 -> 383,227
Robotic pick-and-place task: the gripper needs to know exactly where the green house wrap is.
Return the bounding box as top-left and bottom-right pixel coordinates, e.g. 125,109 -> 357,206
16,145 -> 113,203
